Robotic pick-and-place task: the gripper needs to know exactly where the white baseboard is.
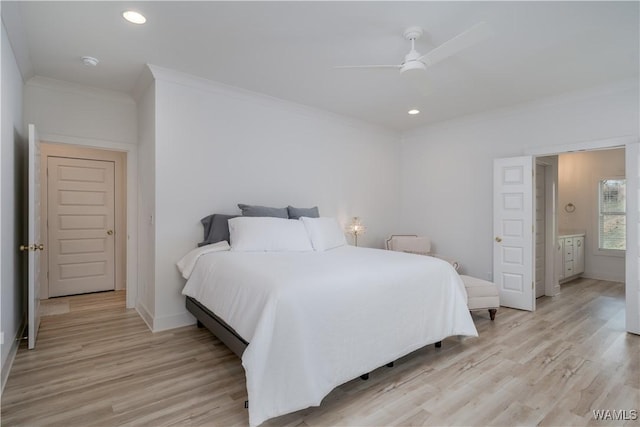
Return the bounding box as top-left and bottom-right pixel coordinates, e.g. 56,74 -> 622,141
581,273 -> 625,283
136,302 -> 154,331
135,303 -> 195,332
1,322 -> 26,395
152,311 -> 195,332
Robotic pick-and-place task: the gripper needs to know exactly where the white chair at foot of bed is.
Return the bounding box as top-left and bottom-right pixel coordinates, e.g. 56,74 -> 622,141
385,234 -> 460,271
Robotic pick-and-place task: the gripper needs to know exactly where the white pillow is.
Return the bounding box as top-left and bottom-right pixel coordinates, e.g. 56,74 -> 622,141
229,217 -> 313,252
300,217 -> 347,251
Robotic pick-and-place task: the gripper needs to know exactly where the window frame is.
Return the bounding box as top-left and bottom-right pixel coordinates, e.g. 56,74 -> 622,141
597,177 -> 626,254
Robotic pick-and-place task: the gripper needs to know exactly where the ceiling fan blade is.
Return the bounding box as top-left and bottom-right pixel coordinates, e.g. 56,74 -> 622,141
418,21 -> 493,67
334,65 -> 402,70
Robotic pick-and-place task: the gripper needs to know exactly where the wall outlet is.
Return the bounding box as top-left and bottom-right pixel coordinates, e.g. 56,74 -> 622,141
487,272 -> 493,281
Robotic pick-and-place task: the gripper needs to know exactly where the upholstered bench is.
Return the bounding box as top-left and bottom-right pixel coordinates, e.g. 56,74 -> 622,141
459,275 -> 499,320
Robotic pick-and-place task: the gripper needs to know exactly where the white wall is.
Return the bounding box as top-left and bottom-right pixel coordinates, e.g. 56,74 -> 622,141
558,149 -> 625,282
136,80 -> 156,326
145,66 -> 401,330
1,20 -> 26,390
24,76 -> 137,145
400,79 -> 639,281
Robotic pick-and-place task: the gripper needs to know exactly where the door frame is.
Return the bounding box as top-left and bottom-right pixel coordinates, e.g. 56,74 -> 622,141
39,142 -> 131,304
526,135 -> 639,335
535,157 -> 560,297
534,162 -> 546,299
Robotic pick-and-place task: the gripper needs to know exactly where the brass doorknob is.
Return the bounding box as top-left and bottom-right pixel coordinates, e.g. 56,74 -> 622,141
107,230 -> 114,236
19,244 -> 43,251
495,237 -> 502,243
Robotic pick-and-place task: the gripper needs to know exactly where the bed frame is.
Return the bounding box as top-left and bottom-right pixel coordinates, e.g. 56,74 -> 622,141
186,297 -> 248,357
186,296 -> 443,370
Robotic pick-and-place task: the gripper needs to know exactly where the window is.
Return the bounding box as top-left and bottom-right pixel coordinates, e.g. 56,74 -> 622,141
599,179 -> 626,251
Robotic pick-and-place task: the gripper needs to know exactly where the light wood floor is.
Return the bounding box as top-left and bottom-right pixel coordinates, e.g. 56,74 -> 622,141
2,278 -> 638,426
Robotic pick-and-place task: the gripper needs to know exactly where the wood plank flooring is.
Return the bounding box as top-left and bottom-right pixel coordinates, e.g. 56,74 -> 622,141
2,278 -> 638,426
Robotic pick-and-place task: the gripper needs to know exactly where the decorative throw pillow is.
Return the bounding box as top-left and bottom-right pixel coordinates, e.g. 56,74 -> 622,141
198,214 -> 238,247
229,217 -> 313,252
287,205 -> 320,220
238,203 -> 288,218
300,217 -> 347,251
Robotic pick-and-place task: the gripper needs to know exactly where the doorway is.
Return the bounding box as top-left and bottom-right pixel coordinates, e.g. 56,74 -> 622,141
534,149 -> 626,298
39,143 -> 126,300
555,148 -> 626,285
528,137 -> 638,335
493,139 -> 639,334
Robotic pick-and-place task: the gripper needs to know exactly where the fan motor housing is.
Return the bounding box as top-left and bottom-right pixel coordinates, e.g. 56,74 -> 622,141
400,60 -> 426,74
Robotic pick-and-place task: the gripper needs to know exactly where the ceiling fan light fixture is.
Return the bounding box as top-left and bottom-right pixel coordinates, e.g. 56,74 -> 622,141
81,56 -> 99,67
400,61 -> 426,74
123,10 -> 146,24
408,109 -> 420,115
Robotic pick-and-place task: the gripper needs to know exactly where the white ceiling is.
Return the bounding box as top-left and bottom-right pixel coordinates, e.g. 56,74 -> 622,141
4,1 -> 639,131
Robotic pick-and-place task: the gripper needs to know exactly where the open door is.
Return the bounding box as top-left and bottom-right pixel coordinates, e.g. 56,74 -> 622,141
25,124 -> 43,349
626,142 -> 640,334
493,156 -> 534,311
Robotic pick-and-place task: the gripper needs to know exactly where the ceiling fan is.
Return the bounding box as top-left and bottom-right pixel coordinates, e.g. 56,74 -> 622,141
335,22 -> 492,76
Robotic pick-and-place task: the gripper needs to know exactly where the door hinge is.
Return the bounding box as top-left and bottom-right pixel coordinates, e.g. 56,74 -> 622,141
532,281 -> 534,289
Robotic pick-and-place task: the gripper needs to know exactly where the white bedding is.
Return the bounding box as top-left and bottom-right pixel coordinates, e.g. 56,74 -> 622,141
176,240 -> 230,279
181,245 -> 477,426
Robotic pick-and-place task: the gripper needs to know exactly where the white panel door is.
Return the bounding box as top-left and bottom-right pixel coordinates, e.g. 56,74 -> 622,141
27,124 -> 42,349
48,157 -> 115,297
493,156 -> 534,311
626,141 -> 640,334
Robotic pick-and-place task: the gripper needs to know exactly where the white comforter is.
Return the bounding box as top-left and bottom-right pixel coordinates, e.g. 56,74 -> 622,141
181,245 -> 477,426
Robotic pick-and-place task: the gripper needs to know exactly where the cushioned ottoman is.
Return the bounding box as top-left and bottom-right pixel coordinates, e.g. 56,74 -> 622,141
459,275 -> 499,320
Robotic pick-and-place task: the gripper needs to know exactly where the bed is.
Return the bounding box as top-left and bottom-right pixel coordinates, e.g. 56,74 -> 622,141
179,235 -> 477,426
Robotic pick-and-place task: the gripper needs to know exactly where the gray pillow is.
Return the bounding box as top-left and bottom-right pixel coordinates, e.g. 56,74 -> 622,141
199,214 -> 238,247
237,203 -> 288,218
287,206 -> 320,219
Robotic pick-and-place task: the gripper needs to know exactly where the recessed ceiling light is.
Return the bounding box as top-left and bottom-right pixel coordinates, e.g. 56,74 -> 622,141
81,56 -> 99,67
123,10 -> 146,24
408,109 -> 420,115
